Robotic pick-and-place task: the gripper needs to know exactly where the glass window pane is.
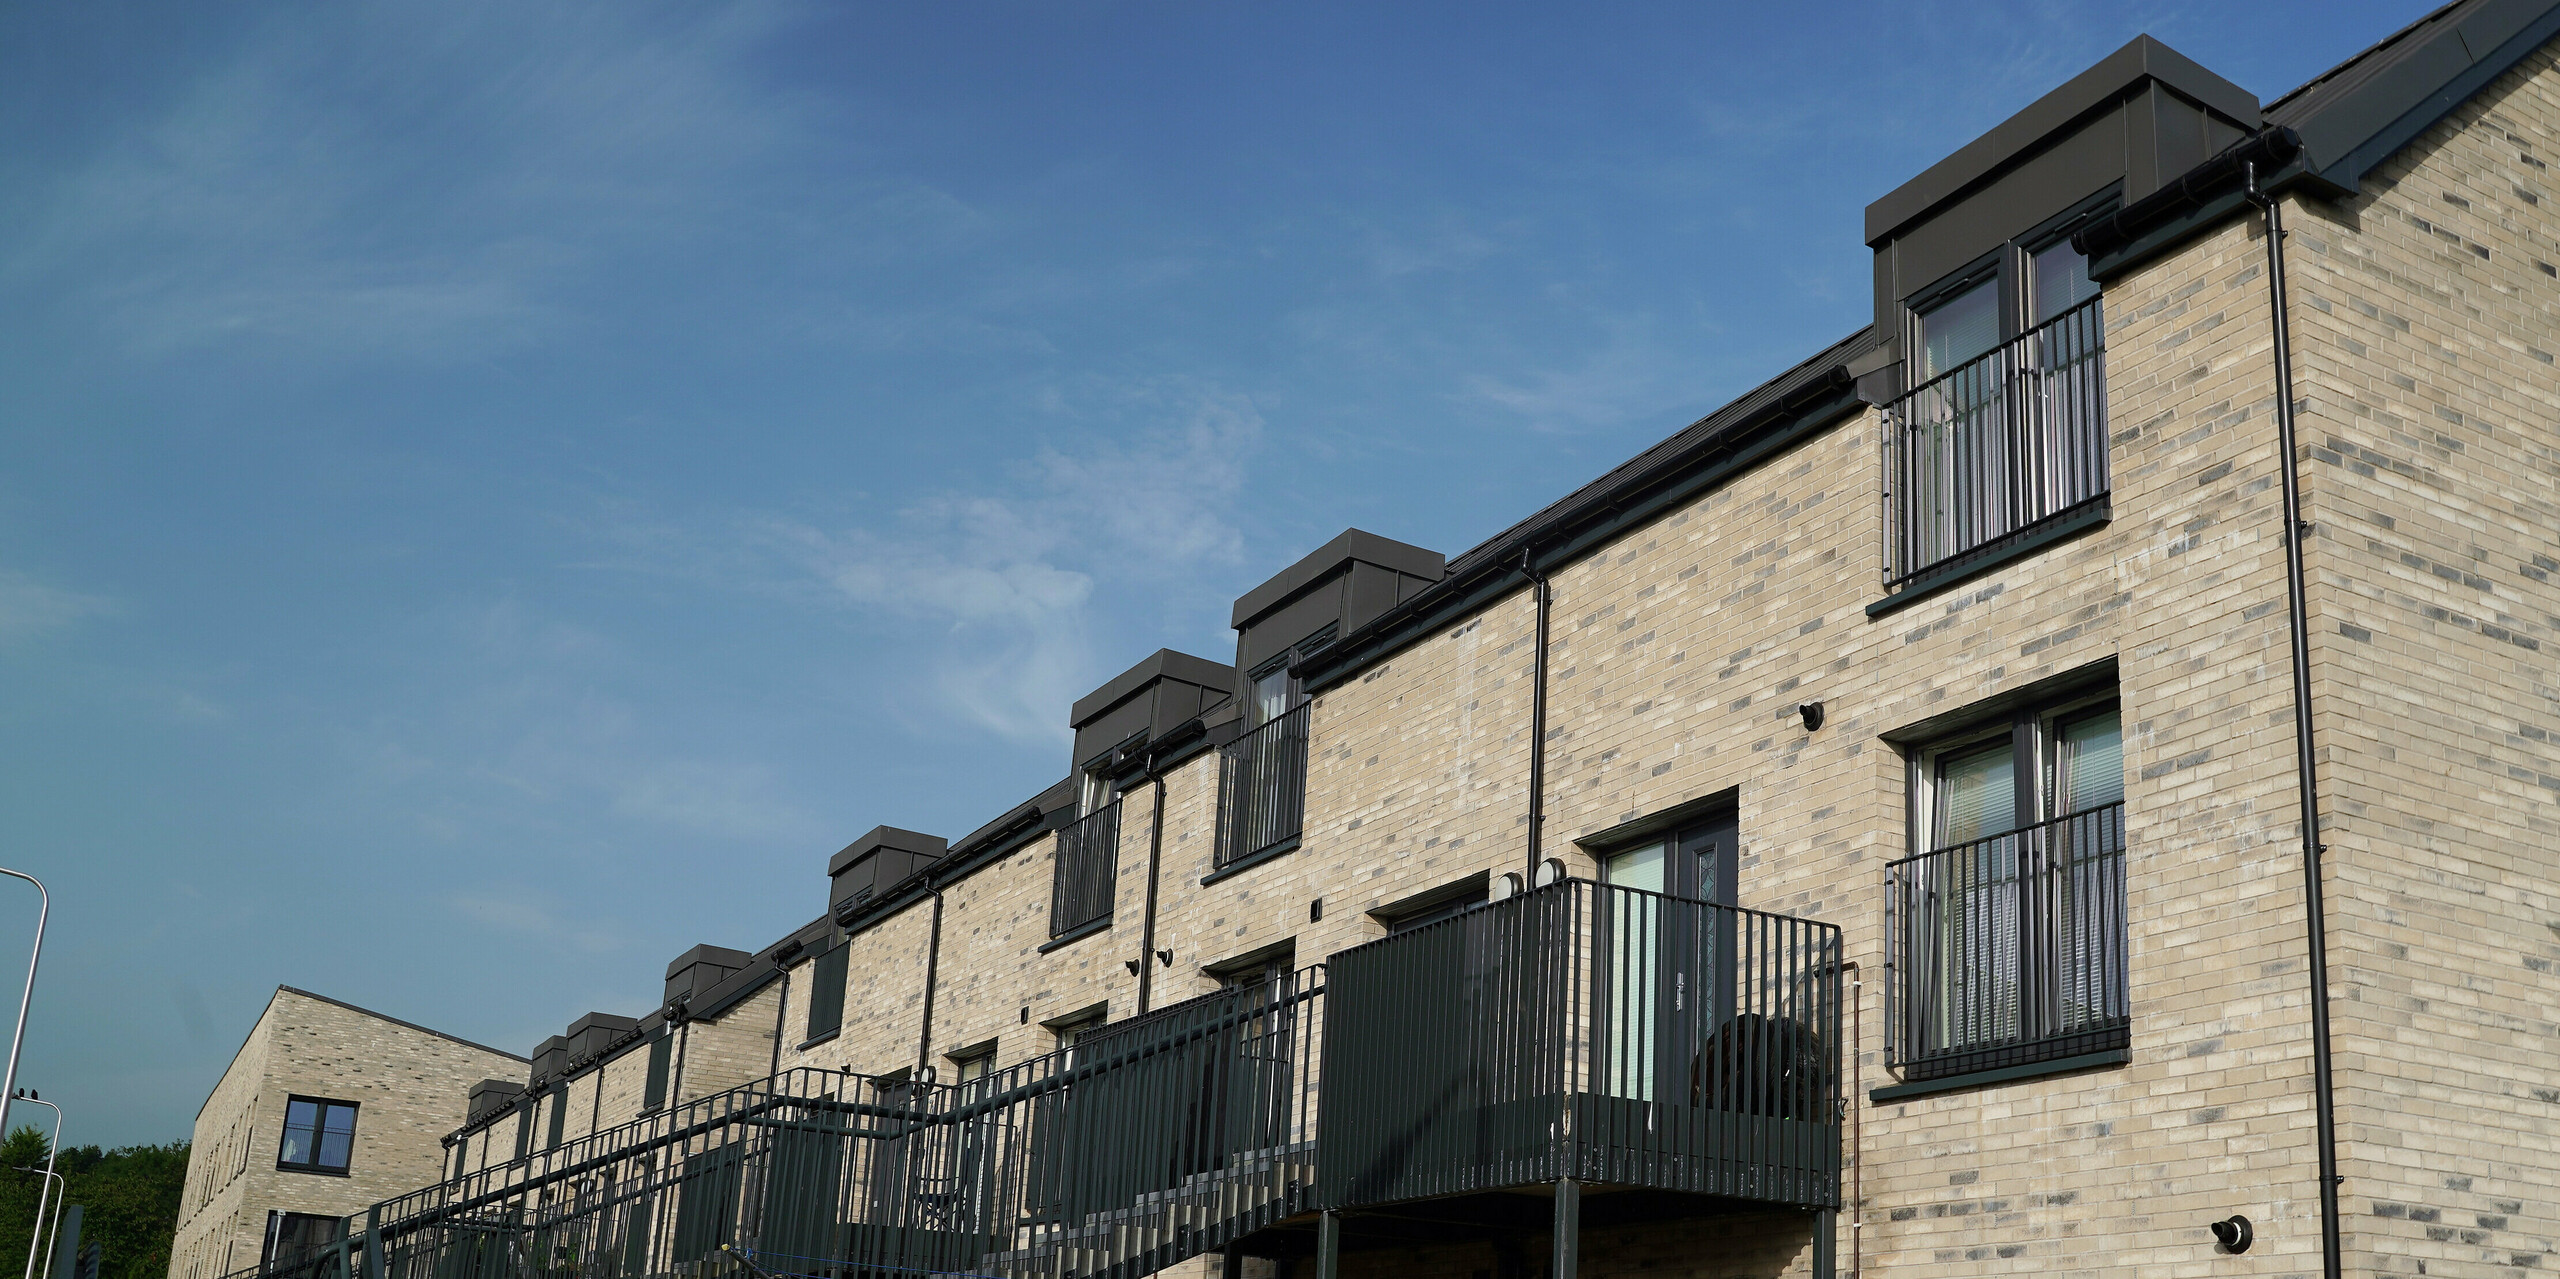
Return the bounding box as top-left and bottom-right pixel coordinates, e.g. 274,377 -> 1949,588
1254,668 -> 1293,726
2056,709 -> 2123,813
1933,740 -> 2016,847
1604,841 -> 1666,895
1918,277 -> 2000,377
280,1099 -> 318,1166
318,1124 -> 353,1171
2031,240 -> 2099,324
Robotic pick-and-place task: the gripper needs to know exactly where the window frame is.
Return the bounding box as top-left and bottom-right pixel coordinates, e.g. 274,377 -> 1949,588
1893,686 -> 2129,1081
1905,689 -> 2120,852
1899,186 -> 2119,369
274,1095 -> 359,1176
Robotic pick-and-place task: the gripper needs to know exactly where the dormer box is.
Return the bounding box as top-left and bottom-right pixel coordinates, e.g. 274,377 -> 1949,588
662,945 -> 754,1007
828,826 -> 947,917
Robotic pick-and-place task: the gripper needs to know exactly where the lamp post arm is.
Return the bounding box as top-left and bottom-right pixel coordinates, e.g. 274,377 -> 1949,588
0,869 -> 47,1141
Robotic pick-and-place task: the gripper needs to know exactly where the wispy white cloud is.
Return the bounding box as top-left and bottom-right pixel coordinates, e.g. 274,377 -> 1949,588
0,569 -> 112,640
764,379 -> 1261,741
2,0 -> 950,360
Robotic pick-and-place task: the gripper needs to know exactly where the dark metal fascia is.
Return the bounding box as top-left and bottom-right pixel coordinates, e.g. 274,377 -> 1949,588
2074,128 -> 2312,275
1300,370 -> 1859,696
2304,0 -> 2560,193
837,797 -> 1072,943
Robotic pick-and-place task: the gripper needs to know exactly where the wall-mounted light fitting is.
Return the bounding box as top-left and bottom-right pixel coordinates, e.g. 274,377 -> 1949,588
1798,701 -> 1826,732
1156,949 -> 1174,967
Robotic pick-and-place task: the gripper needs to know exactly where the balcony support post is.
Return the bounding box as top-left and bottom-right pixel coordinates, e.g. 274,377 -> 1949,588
1316,1210 -> 1342,1279
1813,1208 -> 1836,1279
1550,1178 -> 1580,1279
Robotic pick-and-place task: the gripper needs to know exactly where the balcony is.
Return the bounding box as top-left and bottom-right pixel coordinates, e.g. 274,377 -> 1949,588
1215,703 -> 1308,872
1881,295 -> 2108,598
1884,801 -> 2128,1081
1048,803 -> 1121,939
332,886 -> 1840,1279
1318,879 -> 1843,1213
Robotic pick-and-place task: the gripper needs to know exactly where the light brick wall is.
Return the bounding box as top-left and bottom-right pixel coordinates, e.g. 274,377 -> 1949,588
169,991 -> 522,1279
2281,45 -> 2560,1279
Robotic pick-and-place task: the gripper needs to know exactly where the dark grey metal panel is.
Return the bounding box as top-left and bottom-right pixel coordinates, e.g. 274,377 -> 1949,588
829,826 -> 949,916
1236,584 -> 1344,674
1883,102 -> 2131,303
1068,649 -> 1236,728
567,1011 -> 642,1062
1866,35 -> 2258,245
661,946 -> 753,1006
1229,529 -> 1445,630
827,826 -> 946,879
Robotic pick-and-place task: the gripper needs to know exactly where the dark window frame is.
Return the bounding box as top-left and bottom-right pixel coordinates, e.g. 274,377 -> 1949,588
803,941 -> 850,1045
1889,688 -> 2128,1081
275,1095 -> 359,1176
261,1211 -> 344,1270
642,1032 -> 674,1111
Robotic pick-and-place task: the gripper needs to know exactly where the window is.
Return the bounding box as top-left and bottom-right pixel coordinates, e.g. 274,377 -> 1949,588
804,942 -> 849,1043
1888,694 -> 2127,1080
1595,813 -> 1738,1102
544,1084 -> 567,1150
260,1212 -> 342,1272
1883,193 -> 2114,593
642,1032 -> 674,1111
1050,782 -> 1120,938
275,1097 -> 356,1174
1370,875 -> 1492,934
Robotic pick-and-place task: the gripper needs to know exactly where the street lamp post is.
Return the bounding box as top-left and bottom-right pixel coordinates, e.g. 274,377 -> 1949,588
0,869 -> 47,1140
14,1093 -> 61,1279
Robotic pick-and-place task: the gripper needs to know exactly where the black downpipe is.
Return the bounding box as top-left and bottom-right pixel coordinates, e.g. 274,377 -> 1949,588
2242,162 -> 2345,1279
915,884 -> 946,1077
1137,767 -> 1168,1014
1523,547 -> 1552,879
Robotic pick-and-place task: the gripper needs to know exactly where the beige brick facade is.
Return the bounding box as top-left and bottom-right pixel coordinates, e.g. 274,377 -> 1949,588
184,15 -> 2560,1279
168,990 -> 522,1279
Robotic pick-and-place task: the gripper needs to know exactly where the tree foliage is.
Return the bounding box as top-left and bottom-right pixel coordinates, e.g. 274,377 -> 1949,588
0,1127 -> 189,1279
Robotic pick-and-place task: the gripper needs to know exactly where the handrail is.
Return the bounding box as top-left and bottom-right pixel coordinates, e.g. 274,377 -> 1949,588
1881,294 -> 2108,590
1884,800 -> 2128,1075
1215,703 -> 1309,868
1047,801 -> 1121,937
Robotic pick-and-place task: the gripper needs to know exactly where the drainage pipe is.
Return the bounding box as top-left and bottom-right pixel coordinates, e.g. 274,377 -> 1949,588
914,883 -> 946,1077
1136,766 -> 1168,1014
2241,162 -> 2345,1279
1522,547 -> 1553,881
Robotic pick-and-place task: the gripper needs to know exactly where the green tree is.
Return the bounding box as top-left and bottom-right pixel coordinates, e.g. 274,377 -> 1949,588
0,1127 -> 189,1279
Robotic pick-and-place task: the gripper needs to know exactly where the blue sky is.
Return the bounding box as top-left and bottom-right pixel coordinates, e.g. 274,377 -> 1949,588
0,0 -> 2429,1148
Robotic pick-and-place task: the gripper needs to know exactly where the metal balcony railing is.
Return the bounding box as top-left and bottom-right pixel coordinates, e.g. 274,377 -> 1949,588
1215,704 -> 1308,869
1317,879 -> 1843,1212
1882,296 -> 2108,591
297,974 -> 1325,1279
1884,801 -> 2128,1080
1048,803 -> 1120,938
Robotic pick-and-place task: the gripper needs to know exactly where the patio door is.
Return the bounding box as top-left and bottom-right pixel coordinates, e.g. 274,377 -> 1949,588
1600,807 -> 1737,1103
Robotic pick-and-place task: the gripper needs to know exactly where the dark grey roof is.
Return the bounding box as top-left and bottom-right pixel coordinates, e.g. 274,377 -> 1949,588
1865,36 -> 2258,245
2269,0 -> 2560,191
1302,326 -> 1875,690
1447,327 -> 1877,582
1229,529 -> 1447,629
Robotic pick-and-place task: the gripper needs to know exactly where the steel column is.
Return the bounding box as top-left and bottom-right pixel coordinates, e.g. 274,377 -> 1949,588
1317,1210 -> 1342,1279
1551,1179 -> 1580,1279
